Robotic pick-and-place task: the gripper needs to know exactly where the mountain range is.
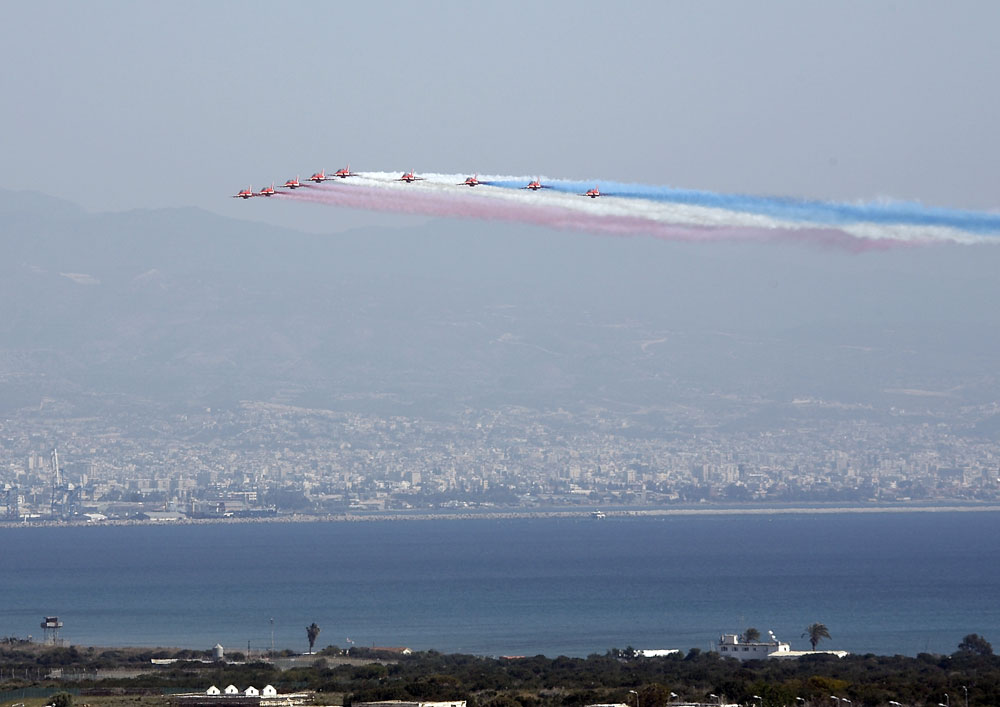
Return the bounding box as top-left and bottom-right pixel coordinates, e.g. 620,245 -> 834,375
2,188 -> 999,432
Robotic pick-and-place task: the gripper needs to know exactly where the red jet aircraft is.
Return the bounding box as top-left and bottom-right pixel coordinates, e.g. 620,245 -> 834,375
583,187 -> 601,198
522,179 -> 550,191
333,164 -> 359,179
396,171 -> 425,183
232,186 -> 255,199
257,184 -> 277,197
308,170 -> 336,183
459,175 -> 481,187
280,176 -> 303,190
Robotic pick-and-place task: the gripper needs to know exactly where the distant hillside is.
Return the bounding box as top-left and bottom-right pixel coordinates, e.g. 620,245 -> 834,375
2,188 -> 999,425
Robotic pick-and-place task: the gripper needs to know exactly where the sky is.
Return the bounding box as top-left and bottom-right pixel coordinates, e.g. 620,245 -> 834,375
2,1 -> 999,234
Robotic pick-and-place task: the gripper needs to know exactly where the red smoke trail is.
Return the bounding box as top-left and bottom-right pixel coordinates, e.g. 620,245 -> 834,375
281,183 -> 890,252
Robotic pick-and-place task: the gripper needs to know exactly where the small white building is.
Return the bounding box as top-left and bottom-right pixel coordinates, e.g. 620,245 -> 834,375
715,633 -> 791,660
179,685 -> 316,707
636,649 -> 681,658
769,649 -> 849,660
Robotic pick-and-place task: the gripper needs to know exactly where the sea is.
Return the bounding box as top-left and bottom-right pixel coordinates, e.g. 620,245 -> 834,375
2,511 -> 999,659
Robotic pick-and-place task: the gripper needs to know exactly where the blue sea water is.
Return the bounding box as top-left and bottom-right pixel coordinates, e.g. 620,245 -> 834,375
2,512 -> 998,658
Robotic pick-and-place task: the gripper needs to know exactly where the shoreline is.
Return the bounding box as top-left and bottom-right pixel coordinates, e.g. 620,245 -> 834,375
3,503 -> 1000,530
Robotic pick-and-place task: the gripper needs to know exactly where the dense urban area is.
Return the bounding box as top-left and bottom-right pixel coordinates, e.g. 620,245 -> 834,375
2,398 -> 999,523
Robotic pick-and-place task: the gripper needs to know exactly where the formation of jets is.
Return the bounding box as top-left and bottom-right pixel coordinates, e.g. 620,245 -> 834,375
233,166 -> 603,198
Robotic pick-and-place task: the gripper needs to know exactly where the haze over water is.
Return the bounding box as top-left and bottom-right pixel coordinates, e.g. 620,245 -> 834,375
3,512 -> 997,658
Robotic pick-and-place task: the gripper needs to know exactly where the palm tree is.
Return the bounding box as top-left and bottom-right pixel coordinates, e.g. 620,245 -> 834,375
306,622 -> 321,653
803,622 -> 831,650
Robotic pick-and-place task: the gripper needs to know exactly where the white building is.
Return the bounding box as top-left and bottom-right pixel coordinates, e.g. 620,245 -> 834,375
715,633 -> 791,660
636,649 -> 681,657
180,686 -> 316,707
714,632 -> 848,661
769,648 -> 849,660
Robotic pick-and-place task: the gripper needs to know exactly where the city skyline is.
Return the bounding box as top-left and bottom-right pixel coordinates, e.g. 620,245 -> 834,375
3,192 -> 999,524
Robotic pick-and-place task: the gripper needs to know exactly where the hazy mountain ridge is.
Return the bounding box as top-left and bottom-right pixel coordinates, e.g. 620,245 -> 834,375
1,189 -> 999,430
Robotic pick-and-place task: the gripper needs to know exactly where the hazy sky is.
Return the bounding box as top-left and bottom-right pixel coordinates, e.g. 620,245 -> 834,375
3,1 -> 998,234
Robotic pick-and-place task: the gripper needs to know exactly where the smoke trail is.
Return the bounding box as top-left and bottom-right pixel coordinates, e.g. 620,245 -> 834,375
257,170 -> 1000,247
281,182 -> 881,251
489,179 -> 1000,234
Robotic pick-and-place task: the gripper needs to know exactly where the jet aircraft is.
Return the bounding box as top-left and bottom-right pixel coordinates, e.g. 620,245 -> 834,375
396,171 -> 425,183
232,186 -> 254,199
522,179 -> 550,191
308,170 -> 336,183
280,176 -> 303,189
257,184 -> 277,197
333,164 -> 359,179
459,175 -> 481,187
583,187 -> 601,198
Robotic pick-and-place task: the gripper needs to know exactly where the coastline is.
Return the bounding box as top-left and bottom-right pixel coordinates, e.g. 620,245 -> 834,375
3,510 -> 997,657
3,503 -> 1000,530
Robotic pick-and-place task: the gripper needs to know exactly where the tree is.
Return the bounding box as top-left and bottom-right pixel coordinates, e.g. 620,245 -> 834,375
803,623 -> 831,650
306,622 -> 321,653
742,628 -> 761,643
51,693 -> 73,707
957,633 -> 993,656
639,682 -> 677,707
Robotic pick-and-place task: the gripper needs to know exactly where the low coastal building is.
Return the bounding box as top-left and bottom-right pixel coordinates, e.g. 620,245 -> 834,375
370,646 -> 413,655
636,649 -> 681,657
174,686 -> 319,707
354,701 -> 466,707
715,633 -> 791,660
769,648 -> 849,660
713,633 -> 848,661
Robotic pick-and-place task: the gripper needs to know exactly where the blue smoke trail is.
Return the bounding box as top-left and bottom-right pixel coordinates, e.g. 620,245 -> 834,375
488,179 -> 1000,236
